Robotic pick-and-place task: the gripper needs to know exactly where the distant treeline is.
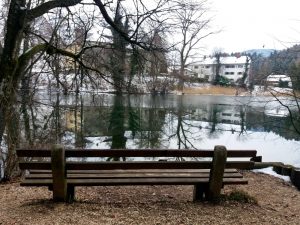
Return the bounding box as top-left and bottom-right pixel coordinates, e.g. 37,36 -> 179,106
250,44 -> 300,89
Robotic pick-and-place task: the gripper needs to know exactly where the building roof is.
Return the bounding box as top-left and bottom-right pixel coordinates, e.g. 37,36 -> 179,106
191,56 -> 249,65
266,74 -> 291,82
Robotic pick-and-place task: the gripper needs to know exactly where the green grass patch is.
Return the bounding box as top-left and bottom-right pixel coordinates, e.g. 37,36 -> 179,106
222,190 -> 257,204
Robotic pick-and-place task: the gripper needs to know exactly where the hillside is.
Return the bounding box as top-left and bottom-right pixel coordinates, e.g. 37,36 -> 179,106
244,49 -> 275,57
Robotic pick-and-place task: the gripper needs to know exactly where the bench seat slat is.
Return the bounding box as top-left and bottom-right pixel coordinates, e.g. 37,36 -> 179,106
20,177 -> 248,186
68,178 -> 248,185
25,172 -> 243,179
226,161 -> 254,169
28,168 -> 239,174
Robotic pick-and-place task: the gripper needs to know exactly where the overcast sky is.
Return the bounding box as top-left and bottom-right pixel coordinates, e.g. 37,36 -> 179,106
203,0 -> 300,53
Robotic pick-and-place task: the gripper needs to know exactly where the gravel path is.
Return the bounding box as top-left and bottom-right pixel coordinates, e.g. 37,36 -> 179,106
0,171 -> 299,225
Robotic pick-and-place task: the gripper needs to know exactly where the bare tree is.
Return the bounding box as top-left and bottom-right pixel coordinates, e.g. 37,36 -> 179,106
1,0 -> 192,180
169,0 -> 214,91
0,0 -> 175,143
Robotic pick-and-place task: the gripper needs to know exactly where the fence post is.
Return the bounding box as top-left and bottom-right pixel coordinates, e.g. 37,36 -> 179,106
207,145 -> 227,202
51,144 -> 67,202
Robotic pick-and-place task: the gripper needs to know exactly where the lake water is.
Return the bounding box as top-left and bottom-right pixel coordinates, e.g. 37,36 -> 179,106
26,92 -> 300,167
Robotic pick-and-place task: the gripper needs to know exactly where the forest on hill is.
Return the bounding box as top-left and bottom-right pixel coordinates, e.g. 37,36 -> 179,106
250,45 -> 300,89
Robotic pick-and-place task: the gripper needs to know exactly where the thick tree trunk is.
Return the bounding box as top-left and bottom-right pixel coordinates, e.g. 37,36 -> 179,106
0,70 -> 20,144
0,0 -> 27,143
3,104 -> 20,181
0,106 -> 5,145
178,66 -> 185,92
178,53 -> 186,92
110,96 -> 126,150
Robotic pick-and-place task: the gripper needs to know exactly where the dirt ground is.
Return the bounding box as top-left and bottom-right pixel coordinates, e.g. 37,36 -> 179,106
0,171 -> 300,225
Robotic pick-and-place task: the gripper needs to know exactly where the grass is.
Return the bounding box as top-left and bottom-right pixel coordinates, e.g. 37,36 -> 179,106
222,190 -> 258,204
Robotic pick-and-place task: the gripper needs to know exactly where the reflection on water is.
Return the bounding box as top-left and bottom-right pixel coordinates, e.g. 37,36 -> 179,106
20,92 -> 300,166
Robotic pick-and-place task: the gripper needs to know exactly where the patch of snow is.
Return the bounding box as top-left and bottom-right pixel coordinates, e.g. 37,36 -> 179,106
252,167 -> 291,182
85,136 -> 111,149
264,107 -> 289,117
251,85 -> 294,97
268,87 -> 293,93
62,131 -> 76,148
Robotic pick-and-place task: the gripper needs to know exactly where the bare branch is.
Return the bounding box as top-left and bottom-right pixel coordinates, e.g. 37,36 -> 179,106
270,90 -> 300,135
27,0 -> 83,21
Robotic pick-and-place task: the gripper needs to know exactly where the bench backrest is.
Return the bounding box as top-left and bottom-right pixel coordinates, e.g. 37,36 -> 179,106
17,146 -> 257,171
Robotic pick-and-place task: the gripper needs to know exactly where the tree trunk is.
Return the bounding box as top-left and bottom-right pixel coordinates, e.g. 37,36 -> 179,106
110,96 -> 126,150
178,58 -> 185,92
2,103 -> 20,181
0,0 -> 27,143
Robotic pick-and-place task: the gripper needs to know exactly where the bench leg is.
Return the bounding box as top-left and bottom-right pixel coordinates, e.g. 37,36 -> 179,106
67,186 -> 75,203
207,145 -> 227,202
193,184 -> 207,201
51,145 -> 67,202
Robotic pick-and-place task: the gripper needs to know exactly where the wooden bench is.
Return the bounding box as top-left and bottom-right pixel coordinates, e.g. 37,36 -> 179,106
17,145 -> 258,203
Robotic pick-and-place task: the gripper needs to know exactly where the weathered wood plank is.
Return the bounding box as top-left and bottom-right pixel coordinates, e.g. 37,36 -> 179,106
17,149 -> 257,158
19,162 -> 51,170
67,177 -> 248,185
20,161 -> 254,170
68,177 -> 246,185
51,145 -> 67,202
21,177 -> 248,187
207,145 -> 227,202
16,149 -> 52,157
225,161 -> 255,169
20,179 -> 53,186
66,161 -> 213,170
25,172 -> 243,179
65,149 -> 257,158
28,168 -> 239,174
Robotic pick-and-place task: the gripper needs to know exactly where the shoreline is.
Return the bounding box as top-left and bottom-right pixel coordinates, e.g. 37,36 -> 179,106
40,84 -> 296,97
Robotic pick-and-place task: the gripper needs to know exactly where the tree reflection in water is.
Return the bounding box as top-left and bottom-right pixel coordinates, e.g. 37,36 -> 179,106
7,94 -> 299,165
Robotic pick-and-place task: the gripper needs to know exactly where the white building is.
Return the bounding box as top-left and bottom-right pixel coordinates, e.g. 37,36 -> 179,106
266,74 -> 292,87
188,56 -> 250,83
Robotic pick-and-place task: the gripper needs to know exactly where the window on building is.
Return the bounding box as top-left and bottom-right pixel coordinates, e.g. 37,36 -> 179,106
194,66 -> 199,69
238,65 -> 244,68
238,72 -> 243,75
222,119 -> 232,123
205,65 -> 210,69
225,65 -> 235,68
225,72 -> 235,75
222,113 -> 232,116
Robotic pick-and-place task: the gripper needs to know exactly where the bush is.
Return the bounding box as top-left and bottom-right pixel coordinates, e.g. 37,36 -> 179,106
278,79 -> 289,88
218,76 -> 231,86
